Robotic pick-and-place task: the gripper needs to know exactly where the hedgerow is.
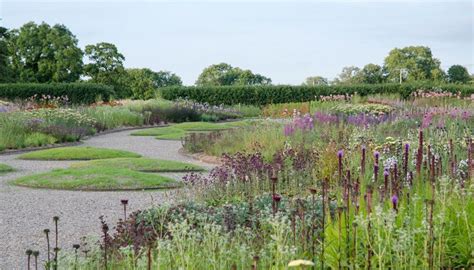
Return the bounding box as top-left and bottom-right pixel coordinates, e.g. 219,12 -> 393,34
161,83 -> 474,105
0,83 -> 114,104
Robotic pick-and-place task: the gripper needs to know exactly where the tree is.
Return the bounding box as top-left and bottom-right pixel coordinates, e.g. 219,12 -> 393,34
8,22 -> 83,83
126,68 -> 156,100
151,71 -> 182,88
384,46 -> 444,82
196,63 -> 271,86
84,42 -> 129,97
303,76 -> 328,86
357,64 -> 385,84
0,27 -> 12,82
447,65 -> 470,84
336,66 -> 362,84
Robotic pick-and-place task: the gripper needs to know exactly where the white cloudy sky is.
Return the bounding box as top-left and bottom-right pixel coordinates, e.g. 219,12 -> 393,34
1,0 -> 472,84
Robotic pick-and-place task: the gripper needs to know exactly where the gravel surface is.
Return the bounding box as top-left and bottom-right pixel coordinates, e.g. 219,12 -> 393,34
0,129 -> 214,269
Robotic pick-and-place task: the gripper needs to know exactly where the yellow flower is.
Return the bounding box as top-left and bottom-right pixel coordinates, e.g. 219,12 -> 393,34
288,259 -> 315,267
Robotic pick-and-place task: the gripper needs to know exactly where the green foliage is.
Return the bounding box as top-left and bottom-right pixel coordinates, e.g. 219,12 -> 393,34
151,70 -> 182,88
70,157 -> 204,172
18,146 -> 141,160
0,163 -> 14,173
161,83 -> 474,106
0,27 -> 13,83
447,65 -> 470,84
384,46 -> 445,82
12,166 -> 179,190
8,22 -> 83,83
358,63 -> 385,84
83,42 -> 130,97
196,63 -> 271,86
0,83 -> 114,104
132,121 -> 249,140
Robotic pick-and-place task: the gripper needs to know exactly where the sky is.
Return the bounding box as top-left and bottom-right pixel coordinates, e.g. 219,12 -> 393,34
1,0 -> 473,85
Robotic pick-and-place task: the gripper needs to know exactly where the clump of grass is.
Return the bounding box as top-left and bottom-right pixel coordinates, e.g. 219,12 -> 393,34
0,163 -> 14,173
12,166 -> 179,190
70,157 -> 205,172
18,147 -> 141,161
132,120 -> 251,140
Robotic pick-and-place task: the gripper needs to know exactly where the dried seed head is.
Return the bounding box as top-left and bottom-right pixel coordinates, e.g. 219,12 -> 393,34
120,199 -> 128,205
32,251 -> 39,257
73,244 -> 80,250
309,187 -> 317,194
26,249 -> 33,256
53,216 -> 59,222
43,229 -> 50,234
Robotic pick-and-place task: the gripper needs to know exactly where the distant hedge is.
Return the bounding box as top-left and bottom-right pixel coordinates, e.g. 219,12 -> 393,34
0,83 -> 115,104
161,83 -> 474,106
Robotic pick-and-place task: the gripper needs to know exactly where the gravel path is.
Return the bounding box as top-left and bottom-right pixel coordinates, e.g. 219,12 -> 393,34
0,129 -> 214,269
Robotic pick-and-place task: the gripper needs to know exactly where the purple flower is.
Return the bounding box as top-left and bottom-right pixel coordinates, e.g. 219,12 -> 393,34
337,149 -> 344,158
391,194 -> 399,212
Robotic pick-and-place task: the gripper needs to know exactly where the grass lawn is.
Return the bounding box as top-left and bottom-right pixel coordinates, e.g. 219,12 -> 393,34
18,146 -> 141,160
0,163 -> 14,173
70,157 -> 205,172
12,166 -> 180,190
131,121 -> 251,140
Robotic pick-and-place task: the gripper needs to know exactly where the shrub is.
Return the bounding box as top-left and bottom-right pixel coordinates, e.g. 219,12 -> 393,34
0,83 -> 114,104
161,83 -> 474,106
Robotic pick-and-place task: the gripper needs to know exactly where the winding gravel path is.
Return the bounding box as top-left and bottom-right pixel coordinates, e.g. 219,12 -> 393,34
0,129 -> 214,269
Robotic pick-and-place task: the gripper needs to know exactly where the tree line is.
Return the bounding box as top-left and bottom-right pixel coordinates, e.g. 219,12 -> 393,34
305,46 -> 472,86
0,22 -> 182,99
0,22 -> 472,100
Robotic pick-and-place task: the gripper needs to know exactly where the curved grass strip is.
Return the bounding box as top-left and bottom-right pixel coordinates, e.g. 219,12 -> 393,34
12,167 -> 180,190
131,121 -> 251,140
0,163 -> 14,173
18,146 -> 141,160
70,158 -> 205,172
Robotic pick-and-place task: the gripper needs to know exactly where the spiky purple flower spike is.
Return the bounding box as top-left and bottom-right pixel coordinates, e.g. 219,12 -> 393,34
374,151 -> 380,165
361,146 -> 366,175
338,150 -> 344,183
391,194 -> 399,213
374,163 -> 379,183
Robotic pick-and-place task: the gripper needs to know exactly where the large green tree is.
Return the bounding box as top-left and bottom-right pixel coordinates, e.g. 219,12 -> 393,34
8,22 -> 83,83
384,46 -> 444,82
357,63 -> 385,84
84,42 -> 129,97
124,69 -> 182,99
0,27 -> 12,82
447,65 -> 470,84
196,63 -> 271,86
335,66 -> 362,84
151,70 -> 182,88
